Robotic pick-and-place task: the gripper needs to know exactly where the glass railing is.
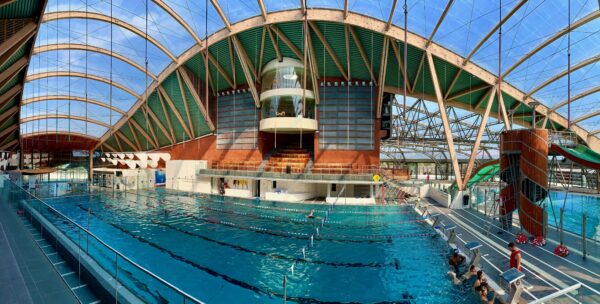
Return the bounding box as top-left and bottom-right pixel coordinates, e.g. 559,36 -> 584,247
469,185 -> 599,259
0,175 -> 204,304
197,168 -> 377,182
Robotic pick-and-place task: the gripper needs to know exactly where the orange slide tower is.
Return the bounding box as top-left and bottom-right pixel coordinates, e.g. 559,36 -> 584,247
499,129 -> 549,237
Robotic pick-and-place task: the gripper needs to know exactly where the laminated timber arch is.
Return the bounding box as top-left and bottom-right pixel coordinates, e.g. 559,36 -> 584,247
22,131 -> 99,141
32,44 -> 158,80
21,131 -> 100,152
25,71 -> 140,98
22,95 -> 127,115
41,11 -> 177,61
21,114 -> 110,129
95,7 -> 600,154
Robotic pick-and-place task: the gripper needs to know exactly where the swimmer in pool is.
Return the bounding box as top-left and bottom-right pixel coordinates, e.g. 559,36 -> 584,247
448,265 -> 477,285
306,210 -> 315,219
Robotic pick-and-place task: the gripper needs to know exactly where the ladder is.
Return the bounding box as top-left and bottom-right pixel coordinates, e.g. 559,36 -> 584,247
485,193 -> 500,236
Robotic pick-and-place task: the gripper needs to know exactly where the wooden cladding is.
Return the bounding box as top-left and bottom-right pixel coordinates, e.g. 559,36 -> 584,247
499,129 -> 549,237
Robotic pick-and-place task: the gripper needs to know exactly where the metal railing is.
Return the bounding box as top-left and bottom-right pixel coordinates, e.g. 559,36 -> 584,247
549,131 -> 578,147
1,176 -> 204,304
196,168 -> 377,182
528,283 -> 581,304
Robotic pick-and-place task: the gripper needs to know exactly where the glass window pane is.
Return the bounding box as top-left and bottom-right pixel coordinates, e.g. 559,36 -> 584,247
473,0 -> 598,75
532,63 -> 600,109
307,0 -> 344,10
20,100 -> 118,126
44,0 -> 194,57
21,119 -> 108,138
23,76 -> 137,111
36,19 -> 171,75
162,0 -> 225,39
435,0 -> 518,57
264,0 -> 299,13
347,0 -> 394,21
392,0 -> 445,38
218,0 -> 261,24
27,50 -> 151,95
505,17 -> 600,95
556,91 -> 600,125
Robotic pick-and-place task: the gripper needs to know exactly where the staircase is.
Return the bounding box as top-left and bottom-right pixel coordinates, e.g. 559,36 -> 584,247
264,147 -> 310,174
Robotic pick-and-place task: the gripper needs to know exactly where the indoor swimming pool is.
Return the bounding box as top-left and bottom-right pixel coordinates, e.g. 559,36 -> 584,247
544,192 -> 600,240
474,187 -> 599,240
27,188 -> 472,303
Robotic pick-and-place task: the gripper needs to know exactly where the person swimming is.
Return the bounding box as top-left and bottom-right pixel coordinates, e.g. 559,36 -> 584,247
306,210 -> 315,219
449,250 -> 466,274
479,284 -> 496,304
448,265 -> 477,285
473,270 -> 487,291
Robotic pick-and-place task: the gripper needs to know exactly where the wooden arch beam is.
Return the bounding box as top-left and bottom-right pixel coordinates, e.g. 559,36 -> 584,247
94,8 -> 600,151
22,131 -> 99,142
26,71 -> 140,98
42,11 -> 177,61
33,44 -> 157,80
22,95 -> 126,115
503,10 -> 600,78
21,114 -> 110,129
527,54 -> 600,97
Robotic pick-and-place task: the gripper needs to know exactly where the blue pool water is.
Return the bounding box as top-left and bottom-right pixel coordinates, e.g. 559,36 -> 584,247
33,189 -> 473,303
544,192 -> 600,240
474,187 -> 599,240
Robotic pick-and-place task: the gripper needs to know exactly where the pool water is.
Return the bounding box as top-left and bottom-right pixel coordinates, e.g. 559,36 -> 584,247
35,188 -> 473,303
473,187 -> 599,240
544,192 -> 600,240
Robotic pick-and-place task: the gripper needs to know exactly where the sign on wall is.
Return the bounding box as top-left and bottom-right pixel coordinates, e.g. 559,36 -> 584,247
0,151 -> 12,171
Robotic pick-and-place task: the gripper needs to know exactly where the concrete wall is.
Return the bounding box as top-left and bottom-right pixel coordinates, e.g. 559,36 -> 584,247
165,160 -> 207,189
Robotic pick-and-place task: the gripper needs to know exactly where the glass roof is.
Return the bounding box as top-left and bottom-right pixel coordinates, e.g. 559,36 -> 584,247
21,0 -> 600,141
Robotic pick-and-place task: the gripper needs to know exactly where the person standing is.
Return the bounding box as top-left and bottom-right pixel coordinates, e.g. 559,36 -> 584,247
508,242 -> 522,271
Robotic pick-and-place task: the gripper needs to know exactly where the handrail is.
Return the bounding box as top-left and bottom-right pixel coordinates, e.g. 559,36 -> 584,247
3,176 -> 205,304
528,283 -> 581,304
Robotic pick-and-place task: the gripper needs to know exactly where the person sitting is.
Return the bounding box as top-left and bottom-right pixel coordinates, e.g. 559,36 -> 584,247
473,270 -> 487,291
478,284 -> 496,304
449,250 -> 466,274
448,265 -> 477,285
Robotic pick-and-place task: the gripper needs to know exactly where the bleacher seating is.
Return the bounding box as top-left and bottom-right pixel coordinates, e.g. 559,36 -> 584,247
312,163 -> 379,175
210,160 -> 261,171
264,148 -> 309,174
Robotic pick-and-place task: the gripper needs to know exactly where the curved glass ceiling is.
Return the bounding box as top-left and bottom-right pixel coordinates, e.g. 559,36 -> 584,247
21,0 -> 600,140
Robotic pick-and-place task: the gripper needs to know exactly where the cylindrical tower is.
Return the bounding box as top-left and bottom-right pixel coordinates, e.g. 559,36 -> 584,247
259,58 -> 317,133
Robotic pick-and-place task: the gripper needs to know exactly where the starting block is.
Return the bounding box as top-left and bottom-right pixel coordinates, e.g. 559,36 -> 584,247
500,268 -> 525,304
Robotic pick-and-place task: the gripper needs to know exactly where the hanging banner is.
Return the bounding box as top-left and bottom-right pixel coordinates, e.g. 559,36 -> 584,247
155,170 -> 166,186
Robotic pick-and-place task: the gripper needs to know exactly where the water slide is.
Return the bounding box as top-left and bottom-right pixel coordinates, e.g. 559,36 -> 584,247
451,159 -> 500,191
550,144 -> 600,170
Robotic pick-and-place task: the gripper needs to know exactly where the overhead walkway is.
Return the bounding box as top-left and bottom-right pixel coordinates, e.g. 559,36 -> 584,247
551,144 -> 600,170
421,197 -> 600,303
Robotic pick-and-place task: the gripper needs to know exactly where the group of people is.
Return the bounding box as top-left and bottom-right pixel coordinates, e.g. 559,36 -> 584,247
231,179 -> 249,189
218,179 -> 249,195
447,242 -> 522,303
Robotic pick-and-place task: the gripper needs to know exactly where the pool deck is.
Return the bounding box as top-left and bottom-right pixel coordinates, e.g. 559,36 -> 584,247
0,200 -> 78,304
423,197 -> 600,303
